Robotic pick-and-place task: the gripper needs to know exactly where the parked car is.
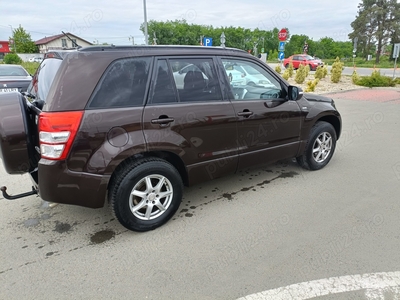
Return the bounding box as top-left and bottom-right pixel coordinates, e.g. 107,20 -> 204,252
28,57 -> 43,63
224,62 -> 275,88
0,64 -> 32,93
0,45 -> 341,232
283,54 -> 324,71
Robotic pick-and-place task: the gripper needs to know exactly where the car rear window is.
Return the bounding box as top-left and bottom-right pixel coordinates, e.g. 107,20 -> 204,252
88,57 -> 152,108
0,65 -> 29,76
27,58 -> 63,101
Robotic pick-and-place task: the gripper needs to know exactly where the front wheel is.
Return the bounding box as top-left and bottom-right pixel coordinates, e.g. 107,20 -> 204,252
296,121 -> 337,170
109,158 -> 183,232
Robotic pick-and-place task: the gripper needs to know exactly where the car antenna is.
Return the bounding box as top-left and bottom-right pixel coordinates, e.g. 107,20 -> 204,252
61,31 -> 81,49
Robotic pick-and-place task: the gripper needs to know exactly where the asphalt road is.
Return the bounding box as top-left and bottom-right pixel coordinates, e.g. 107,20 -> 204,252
1,89 -> 400,299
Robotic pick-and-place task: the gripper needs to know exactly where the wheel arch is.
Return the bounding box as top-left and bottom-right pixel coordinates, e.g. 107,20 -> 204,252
107,150 -> 189,196
315,115 -> 341,140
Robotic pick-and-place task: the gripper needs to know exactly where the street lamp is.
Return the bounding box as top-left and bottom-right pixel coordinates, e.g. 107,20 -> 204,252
143,0 -> 148,45
8,25 -> 15,53
220,32 -> 226,48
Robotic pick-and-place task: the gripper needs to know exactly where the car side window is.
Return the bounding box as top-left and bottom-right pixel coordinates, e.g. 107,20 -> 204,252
221,58 -> 283,100
150,59 -> 178,104
170,58 -> 223,102
88,57 -> 151,108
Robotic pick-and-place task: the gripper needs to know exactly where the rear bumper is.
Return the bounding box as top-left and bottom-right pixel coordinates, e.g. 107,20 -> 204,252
37,159 -> 109,208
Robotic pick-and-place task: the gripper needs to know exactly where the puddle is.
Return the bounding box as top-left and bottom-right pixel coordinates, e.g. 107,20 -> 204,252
54,222 -> 72,233
90,230 -> 115,244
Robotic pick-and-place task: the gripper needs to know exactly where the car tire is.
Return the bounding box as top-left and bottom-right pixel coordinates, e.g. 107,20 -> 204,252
296,121 -> 337,171
285,64 -> 289,69
309,65 -> 315,71
109,157 -> 183,232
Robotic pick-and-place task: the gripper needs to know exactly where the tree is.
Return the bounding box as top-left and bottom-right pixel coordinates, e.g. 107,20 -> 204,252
349,0 -> 400,63
9,25 -> 37,53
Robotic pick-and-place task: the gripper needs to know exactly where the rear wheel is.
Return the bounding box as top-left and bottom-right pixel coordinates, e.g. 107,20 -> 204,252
296,121 -> 337,170
109,158 -> 183,232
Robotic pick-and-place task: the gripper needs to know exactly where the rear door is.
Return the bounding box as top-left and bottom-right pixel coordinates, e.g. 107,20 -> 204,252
142,56 -> 238,185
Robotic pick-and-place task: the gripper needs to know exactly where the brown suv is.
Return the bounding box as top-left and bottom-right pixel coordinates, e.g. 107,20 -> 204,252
0,45 -> 341,231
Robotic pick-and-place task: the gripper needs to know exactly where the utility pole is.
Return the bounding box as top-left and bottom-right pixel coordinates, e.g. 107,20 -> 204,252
143,0 -> 148,45
153,32 -> 157,45
129,36 -> 135,45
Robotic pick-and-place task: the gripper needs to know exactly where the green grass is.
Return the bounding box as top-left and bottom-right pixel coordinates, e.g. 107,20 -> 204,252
20,62 -> 40,75
324,56 -> 398,68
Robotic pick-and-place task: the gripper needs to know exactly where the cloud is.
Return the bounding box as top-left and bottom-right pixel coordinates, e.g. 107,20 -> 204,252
0,0 -> 360,44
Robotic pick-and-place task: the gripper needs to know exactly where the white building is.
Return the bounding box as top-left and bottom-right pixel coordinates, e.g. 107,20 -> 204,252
35,33 -> 93,53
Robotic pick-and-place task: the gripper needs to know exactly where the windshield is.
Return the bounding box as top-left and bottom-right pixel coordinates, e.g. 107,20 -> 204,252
27,58 -> 63,101
0,65 -> 29,76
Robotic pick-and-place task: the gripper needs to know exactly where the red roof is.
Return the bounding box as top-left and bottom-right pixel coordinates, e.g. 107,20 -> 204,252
0,41 -> 11,53
35,33 -> 93,45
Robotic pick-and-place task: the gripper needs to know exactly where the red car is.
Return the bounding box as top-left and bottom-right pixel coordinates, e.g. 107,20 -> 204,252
283,54 -> 324,71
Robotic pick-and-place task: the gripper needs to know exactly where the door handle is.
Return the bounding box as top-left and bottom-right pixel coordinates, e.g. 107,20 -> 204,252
151,118 -> 174,125
237,111 -> 253,117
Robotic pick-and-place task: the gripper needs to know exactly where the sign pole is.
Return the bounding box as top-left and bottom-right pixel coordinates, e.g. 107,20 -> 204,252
393,43 -> 400,79
278,28 -> 287,67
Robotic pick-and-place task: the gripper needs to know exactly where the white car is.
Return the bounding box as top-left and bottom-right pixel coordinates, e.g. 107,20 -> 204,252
224,63 -> 275,88
28,57 -> 43,63
173,64 -> 208,89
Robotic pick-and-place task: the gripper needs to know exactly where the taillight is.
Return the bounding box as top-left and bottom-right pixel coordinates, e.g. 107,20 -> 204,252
39,111 -> 84,160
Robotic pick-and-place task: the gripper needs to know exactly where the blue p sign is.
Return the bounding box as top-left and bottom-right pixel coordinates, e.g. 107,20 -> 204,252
203,37 -> 213,47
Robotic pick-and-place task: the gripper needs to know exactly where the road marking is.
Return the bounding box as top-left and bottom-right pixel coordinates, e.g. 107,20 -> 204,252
237,272 -> 400,300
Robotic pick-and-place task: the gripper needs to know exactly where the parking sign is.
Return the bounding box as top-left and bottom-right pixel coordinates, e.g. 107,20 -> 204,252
203,37 -> 213,47
279,42 -> 285,51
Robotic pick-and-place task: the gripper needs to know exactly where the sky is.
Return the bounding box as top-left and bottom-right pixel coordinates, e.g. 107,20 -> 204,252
0,0 -> 361,46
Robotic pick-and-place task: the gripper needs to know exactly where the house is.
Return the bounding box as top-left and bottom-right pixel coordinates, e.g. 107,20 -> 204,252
0,41 -> 11,59
35,33 -> 93,53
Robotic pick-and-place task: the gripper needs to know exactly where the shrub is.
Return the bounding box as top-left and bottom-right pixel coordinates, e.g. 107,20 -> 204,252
304,79 -> 320,92
351,70 -> 360,85
315,66 -> 324,79
304,64 -> 310,77
4,53 -> 22,64
331,57 -> 343,83
282,69 -> 290,80
275,65 -> 281,74
356,70 -> 395,87
322,65 -> 328,78
288,63 -> 294,78
295,64 -> 307,84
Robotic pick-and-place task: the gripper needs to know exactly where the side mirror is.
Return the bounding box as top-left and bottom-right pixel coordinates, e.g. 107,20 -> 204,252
288,85 -> 303,101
